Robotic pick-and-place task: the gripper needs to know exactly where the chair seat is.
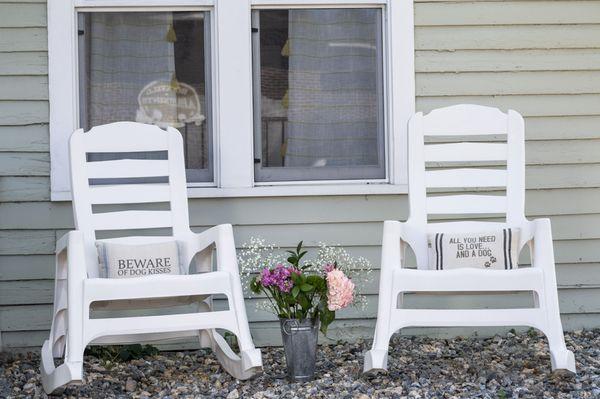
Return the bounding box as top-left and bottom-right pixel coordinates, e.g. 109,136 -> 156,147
394,267 -> 544,293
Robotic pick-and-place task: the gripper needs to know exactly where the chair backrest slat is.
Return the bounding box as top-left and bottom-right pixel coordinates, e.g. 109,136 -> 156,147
91,210 -> 174,231
85,159 -> 170,179
425,168 -> 507,188
423,143 -> 507,163
427,195 -> 507,215
88,184 -> 171,205
69,122 -> 190,277
422,104 -> 507,136
79,121 -> 170,152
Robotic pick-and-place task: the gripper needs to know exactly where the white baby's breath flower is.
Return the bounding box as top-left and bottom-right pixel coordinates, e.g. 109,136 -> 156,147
312,242 -> 374,310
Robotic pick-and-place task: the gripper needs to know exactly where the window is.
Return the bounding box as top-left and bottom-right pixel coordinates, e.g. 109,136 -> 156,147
48,1 -> 414,199
252,9 -> 385,182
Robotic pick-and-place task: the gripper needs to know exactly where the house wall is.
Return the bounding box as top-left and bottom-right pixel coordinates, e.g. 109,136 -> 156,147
1,0 -> 600,351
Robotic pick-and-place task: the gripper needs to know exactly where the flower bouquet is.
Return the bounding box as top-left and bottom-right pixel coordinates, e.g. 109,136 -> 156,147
239,239 -> 372,381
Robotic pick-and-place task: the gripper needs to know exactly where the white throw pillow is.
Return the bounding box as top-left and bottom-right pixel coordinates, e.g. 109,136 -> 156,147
96,240 -> 184,279
427,229 -> 520,270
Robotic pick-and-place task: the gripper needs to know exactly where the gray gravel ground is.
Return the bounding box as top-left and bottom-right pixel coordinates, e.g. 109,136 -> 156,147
1,329 -> 599,398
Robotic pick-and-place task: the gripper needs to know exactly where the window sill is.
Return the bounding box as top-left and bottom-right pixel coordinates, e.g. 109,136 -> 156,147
50,183 -> 408,201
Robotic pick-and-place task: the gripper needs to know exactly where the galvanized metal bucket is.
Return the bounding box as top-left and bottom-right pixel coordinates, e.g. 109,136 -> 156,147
279,318 -> 319,382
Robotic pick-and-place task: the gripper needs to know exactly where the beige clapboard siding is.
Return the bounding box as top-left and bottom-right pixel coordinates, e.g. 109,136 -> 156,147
526,164 -> 600,189
416,49 -> 600,73
0,76 -> 48,100
0,255 -> 54,281
0,152 -> 49,176
0,125 -> 48,152
0,3 -> 45,28
417,95 -> 600,117
0,52 -> 47,75
417,71 -> 600,96
0,177 -> 49,202
414,1 -> 600,26
0,230 -> 56,255
0,28 -> 46,52
0,101 -> 48,125
524,117 -> 600,141
416,25 -> 600,50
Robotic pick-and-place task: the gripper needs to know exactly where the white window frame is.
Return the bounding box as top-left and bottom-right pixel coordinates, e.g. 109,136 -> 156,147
48,0 -> 414,200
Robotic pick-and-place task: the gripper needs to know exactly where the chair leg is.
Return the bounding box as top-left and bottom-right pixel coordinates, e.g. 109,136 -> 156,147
532,218 -> 576,373
364,221 -> 402,373
41,247 -> 86,395
40,315 -> 84,394
213,224 -> 263,377
547,334 -> 576,374
197,300 -> 262,380
200,329 -> 262,380
541,291 -> 576,373
364,330 -> 391,372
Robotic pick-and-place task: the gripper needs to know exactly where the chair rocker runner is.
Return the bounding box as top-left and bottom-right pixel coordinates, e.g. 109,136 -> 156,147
41,122 -> 262,394
364,105 -> 575,374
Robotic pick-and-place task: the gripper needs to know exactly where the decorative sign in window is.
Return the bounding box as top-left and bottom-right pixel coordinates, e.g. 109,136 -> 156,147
136,80 -> 205,128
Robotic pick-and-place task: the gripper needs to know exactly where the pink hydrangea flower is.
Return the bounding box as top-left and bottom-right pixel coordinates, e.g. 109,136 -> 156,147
326,269 -> 355,311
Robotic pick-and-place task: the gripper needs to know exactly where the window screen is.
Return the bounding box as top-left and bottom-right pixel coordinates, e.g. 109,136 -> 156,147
78,11 -> 213,183
252,9 -> 385,182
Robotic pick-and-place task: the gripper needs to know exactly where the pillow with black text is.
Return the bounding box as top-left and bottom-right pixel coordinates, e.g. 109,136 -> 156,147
427,229 -> 520,270
96,240 -> 184,279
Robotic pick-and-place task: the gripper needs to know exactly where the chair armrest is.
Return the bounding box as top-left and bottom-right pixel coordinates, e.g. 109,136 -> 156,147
51,230 -> 87,360
54,231 -> 87,281
184,224 -> 240,275
381,220 -> 407,270
56,232 -> 71,255
530,218 -> 557,272
183,225 -> 221,255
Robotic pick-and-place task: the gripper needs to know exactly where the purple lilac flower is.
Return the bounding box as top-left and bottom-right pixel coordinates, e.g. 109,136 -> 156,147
258,263 -> 300,293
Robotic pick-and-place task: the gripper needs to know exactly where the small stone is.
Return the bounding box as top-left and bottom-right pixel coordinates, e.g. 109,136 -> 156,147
125,378 -> 137,392
227,388 -> 240,398
23,383 -> 35,391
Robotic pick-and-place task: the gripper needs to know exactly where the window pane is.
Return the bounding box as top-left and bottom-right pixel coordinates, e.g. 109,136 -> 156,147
252,9 -> 385,182
78,11 -> 213,183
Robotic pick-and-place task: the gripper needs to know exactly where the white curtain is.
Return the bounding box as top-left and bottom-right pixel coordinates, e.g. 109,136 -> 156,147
285,9 -> 381,168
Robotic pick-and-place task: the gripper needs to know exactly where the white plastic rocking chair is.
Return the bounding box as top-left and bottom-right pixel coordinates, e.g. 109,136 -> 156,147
364,105 -> 575,374
41,122 -> 262,394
